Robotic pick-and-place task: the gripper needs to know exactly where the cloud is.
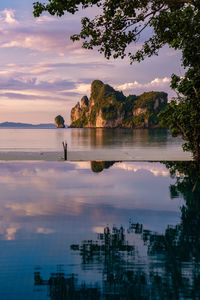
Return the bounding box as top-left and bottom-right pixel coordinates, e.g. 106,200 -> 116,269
0,11 -> 80,55
69,83 -> 91,94
0,61 -> 113,78
35,15 -> 56,24
166,51 -> 177,57
0,60 -> 110,105
0,31 -> 80,54
0,9 -> 18,25
116,77 -> 170,93
0,73 -> 93,105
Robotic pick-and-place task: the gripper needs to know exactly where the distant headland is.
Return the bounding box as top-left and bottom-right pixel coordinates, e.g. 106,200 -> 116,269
70,80 -> 168,128
0,122 -> 56,128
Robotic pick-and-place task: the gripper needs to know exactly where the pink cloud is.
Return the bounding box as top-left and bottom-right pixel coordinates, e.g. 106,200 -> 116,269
0,10 -> 81,55
116,77 -> 170,91
0,9 -> 18,25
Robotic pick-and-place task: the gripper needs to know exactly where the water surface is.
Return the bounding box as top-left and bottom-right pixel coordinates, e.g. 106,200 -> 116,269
0,161 -> 199,299
0,128 -> 183,152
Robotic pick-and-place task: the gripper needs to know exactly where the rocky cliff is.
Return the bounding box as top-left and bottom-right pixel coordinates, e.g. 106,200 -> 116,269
55,115 -> 65,128
70,80 -> 168,128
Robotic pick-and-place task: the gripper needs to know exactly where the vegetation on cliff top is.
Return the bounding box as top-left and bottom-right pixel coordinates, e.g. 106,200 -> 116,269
70,80 -> 168,128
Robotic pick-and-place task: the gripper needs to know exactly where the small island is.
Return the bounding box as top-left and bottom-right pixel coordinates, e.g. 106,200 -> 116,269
55,115 -> 65,128
70,80 -> 168,128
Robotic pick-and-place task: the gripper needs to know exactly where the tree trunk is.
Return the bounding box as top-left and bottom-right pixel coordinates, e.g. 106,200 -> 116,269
193,142 -> 200,162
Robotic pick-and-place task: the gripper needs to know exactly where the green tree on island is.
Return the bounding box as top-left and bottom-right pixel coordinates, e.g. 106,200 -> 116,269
55,115 -> 65,128
33,0 -> 200,160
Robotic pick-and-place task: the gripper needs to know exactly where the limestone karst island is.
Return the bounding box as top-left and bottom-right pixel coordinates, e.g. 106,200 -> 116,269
55,115 -> 65,128
70,80 -> 168,128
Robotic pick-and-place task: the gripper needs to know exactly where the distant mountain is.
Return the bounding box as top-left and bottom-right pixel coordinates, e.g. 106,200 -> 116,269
0,122 -> 58,128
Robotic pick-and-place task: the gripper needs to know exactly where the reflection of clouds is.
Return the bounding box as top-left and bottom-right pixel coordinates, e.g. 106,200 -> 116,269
5,197 -> 83,217
114,162 -> 169,177
93,226 -> 104,234
0,162 -> 180,240
73,162 -> 91,169
0,172 -> 52,190
36,227 -> 55,234
6,226 -> 20,240
0,222 -> 20,241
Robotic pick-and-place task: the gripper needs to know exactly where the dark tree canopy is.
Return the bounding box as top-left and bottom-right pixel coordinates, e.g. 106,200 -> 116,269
159,68 -> 200,161
33,0 -> 200,67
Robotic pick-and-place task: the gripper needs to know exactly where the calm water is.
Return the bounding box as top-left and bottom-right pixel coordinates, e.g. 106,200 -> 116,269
0,160 -> 199,299
0,128 -> 183,152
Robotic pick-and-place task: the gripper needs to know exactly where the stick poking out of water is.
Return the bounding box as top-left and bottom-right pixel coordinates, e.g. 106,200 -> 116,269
62,141 -> 67,161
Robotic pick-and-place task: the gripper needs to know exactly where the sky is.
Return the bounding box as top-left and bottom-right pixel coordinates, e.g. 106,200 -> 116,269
0,0 -> 184,124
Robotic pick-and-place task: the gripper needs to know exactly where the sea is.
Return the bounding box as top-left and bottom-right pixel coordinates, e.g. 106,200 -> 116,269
0,128 -> 199,299
0,127 -> 183,152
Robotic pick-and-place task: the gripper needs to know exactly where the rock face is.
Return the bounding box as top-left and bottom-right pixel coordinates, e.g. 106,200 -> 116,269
81,96 -> 89,108
70,80 -> 168,128
55,115 -> 65,128
71,103 -> 81,124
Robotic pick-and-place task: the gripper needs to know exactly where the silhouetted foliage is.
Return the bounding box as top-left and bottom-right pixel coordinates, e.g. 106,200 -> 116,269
34,270 -> 100,300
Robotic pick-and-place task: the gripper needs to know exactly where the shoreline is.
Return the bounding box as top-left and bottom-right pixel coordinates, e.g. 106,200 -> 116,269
0,149 -> 193,162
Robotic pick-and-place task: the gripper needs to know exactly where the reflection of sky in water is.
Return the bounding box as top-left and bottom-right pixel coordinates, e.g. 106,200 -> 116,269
0,161 -> 183,299
0,161 -> 182,240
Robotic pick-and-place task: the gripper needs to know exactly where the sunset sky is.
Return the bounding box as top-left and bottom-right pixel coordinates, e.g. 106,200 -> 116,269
0,0 -> 183,124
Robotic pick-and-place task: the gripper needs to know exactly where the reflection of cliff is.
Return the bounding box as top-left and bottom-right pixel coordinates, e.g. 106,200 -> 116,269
70,128 -> 169,149
90,161 -> 116,173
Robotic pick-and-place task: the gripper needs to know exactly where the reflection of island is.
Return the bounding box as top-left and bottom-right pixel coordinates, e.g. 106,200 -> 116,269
90,161 -> 116,173
34,162 -> 200,299
70,127 -> 169,149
